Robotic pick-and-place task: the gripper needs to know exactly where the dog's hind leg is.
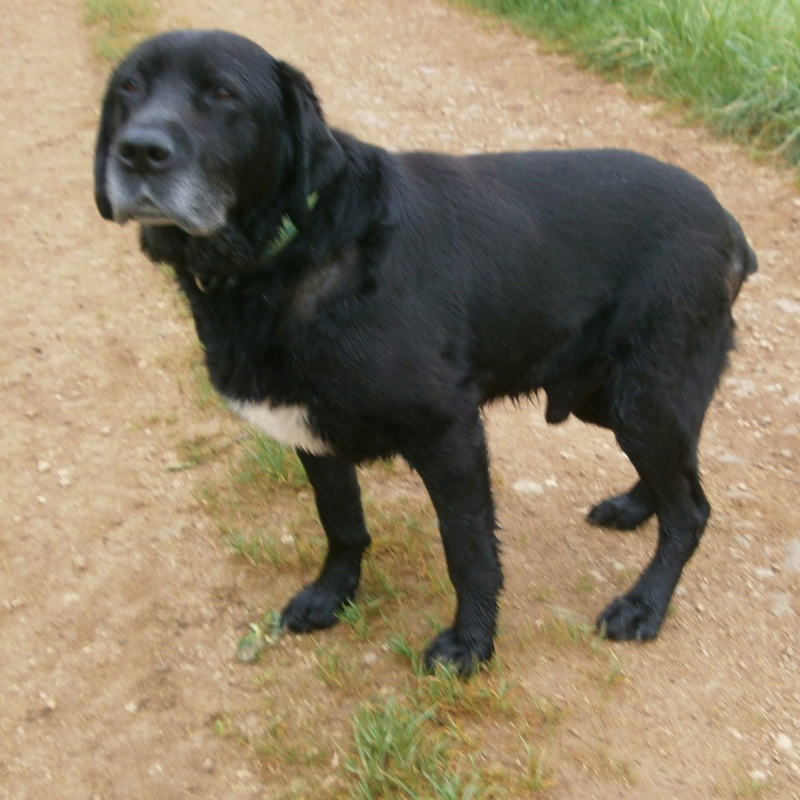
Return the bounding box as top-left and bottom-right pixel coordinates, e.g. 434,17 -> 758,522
281,452 -> 371,632
570,390 -> 656,530
596,338 -> 724,640
402,412 -> 502,674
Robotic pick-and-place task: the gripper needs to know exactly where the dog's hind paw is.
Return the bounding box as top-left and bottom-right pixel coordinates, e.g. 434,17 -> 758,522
281,583 -> 351,633
587,491 -> 654,530
422,628 -> 493,676
596,594 -> 663,641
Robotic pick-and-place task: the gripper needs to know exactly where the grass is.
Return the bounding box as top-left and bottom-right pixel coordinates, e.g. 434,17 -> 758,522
733,776 -> 773,798
344,698 -> 484,800
457,0 -> 800,169
239,433 -> 308,489
84,0 -> 156,61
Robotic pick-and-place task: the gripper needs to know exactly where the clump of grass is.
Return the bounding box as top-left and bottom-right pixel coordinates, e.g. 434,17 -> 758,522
539,607 -> 594,645
238,434 -> 308,491
258,715 -> 332,768
84,0 -> 156,62
519,742 -> 552,793
458,0 -> 800,168
170,433 -> 238,471
236,610 -> 282,664
336,596 -> 385,641
343,698 -> 484,800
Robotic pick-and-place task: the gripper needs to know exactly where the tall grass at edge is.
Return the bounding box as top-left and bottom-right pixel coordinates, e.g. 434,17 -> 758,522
458,0 -> 800,168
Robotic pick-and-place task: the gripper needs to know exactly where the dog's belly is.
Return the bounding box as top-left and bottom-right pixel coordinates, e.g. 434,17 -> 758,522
226,398 -> 331,455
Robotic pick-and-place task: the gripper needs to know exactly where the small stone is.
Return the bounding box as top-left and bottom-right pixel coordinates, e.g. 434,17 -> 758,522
775,733 -> 794,753
513,480 -> 544,495
771,298 -> 800,315
124,700 -> 138,713
363,652 -> 378,666
37,460 -> 51,473
785,540 -> 800,573
39,692 -> 57,711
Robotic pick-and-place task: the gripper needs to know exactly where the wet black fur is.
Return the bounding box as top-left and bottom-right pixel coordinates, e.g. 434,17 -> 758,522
95,30 -> 757,673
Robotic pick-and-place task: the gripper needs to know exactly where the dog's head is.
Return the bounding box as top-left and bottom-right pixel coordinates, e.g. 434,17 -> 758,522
94,30 -> 344,239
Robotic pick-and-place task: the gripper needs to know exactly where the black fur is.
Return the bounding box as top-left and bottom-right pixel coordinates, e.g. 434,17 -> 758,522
95,30 -> 757,674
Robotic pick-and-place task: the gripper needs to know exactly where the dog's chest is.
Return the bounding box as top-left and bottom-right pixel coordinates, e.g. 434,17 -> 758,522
226,397 -> 331,455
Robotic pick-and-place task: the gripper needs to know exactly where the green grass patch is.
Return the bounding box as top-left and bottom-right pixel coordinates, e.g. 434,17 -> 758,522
457,0 -> 800,168
344,698 -> 483,800
239,433 -> 308,490
84,0 -> 156,62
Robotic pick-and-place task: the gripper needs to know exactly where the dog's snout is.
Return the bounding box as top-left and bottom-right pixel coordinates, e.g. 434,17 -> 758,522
117,128 -> 176,175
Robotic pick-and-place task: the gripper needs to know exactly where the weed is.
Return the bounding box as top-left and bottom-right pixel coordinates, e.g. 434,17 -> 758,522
733,769 -> 773,798
530,696 -> 563,731
315,644 -> 346,689
258,716 -> 330,768
519,742 -> 552,792
343,697 -> 483,799
171,433 -> 237,471
573,572 -> 596,594
228,528 -> 273,566
336,596 -> 384,641
540,608 -> 594,645
236,610 -> 282,663
239,434 -> 307,490
387,634 -> 423,671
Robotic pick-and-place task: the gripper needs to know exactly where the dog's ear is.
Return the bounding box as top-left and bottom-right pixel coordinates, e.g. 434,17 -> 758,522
94,84 -> 116,220
276,60 -> 345,224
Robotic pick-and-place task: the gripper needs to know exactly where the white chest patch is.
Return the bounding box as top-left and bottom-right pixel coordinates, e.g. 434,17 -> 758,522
227,398 -> 331,456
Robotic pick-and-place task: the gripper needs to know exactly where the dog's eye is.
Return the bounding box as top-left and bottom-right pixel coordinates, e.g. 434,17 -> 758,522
120,78 -> 140,95
210,86 -> 237,102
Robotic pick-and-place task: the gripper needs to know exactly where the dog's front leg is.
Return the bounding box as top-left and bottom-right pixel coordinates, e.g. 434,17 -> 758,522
280,452 -> 371,632
403,413 -> 502,675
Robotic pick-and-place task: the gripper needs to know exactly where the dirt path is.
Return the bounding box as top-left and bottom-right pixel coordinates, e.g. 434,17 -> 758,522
1,0 -> 798,798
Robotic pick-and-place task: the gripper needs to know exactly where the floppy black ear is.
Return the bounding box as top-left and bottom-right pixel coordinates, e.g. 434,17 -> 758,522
276,60 -> 345,224
94,84 -> 116,220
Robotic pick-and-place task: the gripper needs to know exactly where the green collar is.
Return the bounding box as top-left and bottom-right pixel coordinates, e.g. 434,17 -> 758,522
193,192 -> 319,294
262,191 -> 319,259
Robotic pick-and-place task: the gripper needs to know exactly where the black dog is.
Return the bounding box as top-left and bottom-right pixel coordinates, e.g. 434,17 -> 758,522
95,30 -> 756,673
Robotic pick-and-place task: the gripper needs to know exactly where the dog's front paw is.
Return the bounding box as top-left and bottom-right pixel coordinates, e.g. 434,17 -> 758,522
422,628 -> 493,676
281,583 -> 351,633
596,594 -> 663,641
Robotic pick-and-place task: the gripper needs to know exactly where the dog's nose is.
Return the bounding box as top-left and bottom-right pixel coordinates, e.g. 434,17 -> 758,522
117,128 -> 176,175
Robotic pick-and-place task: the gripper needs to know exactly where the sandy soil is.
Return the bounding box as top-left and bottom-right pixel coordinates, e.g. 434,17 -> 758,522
1,0 -> 798,798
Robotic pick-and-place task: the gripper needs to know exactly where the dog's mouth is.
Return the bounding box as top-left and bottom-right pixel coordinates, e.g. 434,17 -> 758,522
115,195 -> 177,228
106,167 -> 231,237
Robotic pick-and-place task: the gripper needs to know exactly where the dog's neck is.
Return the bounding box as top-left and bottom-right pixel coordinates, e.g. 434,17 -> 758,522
141,134 -> 390,293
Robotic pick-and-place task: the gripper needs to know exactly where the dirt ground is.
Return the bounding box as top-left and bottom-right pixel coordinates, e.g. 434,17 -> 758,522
1,0 -> 799,798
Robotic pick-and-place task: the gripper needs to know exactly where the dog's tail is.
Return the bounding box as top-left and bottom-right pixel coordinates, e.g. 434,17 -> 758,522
726,210 -> 758,304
